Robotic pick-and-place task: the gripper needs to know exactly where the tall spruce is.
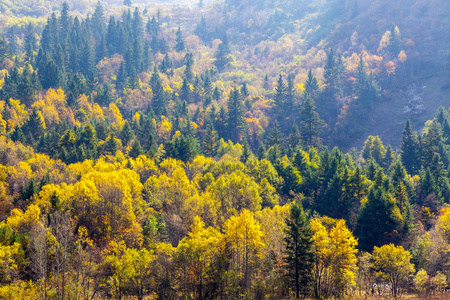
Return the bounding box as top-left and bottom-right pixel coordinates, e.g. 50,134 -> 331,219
400,120 -> 420,175
299,96 -> 324,147
227,88 -> 244,143
284,201 -> 314,299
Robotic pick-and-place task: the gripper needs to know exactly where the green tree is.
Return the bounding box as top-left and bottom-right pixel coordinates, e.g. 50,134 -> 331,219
400,119 -> 420,175
299,97 -> 324,147
227,88 -> 244,143
355,187 -> 401,252
284,201 -> 314,299
174,26 -> 185,52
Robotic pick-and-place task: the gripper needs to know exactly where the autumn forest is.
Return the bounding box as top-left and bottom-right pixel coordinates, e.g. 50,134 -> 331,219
0,0 -> 450,299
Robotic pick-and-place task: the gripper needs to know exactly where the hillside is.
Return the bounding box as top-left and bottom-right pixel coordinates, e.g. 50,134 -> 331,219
1,0 -> 450,299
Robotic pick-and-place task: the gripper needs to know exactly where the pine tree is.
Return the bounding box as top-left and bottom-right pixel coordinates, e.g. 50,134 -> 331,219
241,141 -> 251,163
355,187 -> 401,252
266,121 -> 284,147
202,125 -> 218,157
175,26 -> 185,52
151,69 -> 166,116
273,75 -> 285,118
355,56 -> 380,109
214,38 -> 230,72
104,133 -> 119,155
227,88 -> 244,143
323,48 -> 336,96
400,119 -> 420,175
304,69 -> 319,99
24,108 -> 45,141
184,52 -> 194,82
389,25 -> 402,55
284,201 -> 314,299
129,139 -> 143,158
299,97 -> 324,147
120,121 -> 135,146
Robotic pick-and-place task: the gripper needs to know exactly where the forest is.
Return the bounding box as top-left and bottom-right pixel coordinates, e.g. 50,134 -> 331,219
0,0 -> 450,299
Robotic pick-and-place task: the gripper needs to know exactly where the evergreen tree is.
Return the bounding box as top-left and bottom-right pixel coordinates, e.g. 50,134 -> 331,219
174,26 -> 185,52
214,37 -> 230,72
400,119 -> 420,175
299,97 -> 324,147
24,108 -> 45,141
389,25 -> 402,55
284,201 -> 314,299
355,56 -> 380,109
273,75 -> 285,118
241,141 -> 251,163
23,178 -> 38,200
104,133 -> 119,155
129,139 -> 143,158
227,88 -> 244,143
120,121 -> 135,146
266,121 -> 284,148
304,69 -> 319,99
323,49 -> 337,96
151,69 -> 166,116
184,52 -> 194,82
355,187 -> 401,252
202,125 -> 218,157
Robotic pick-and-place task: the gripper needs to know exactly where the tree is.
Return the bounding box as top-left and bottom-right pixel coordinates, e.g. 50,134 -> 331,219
284,201 -> 314,298
354,56 -> 380,109
304,69 -> 319,99
174,27 -> 185,52
223,209 -> 264,294
227,88 -> 244,143
354,187 -> 402,252
299,96 -> 324,147
129,139 -> 144,159
372,244 -> 414,297
310,217 -> 358,298
202,126 -> 218,157
401,119 -> 420,175
214,36 -> 230,72
273,75 -> 285,118
176,216 -> 222,299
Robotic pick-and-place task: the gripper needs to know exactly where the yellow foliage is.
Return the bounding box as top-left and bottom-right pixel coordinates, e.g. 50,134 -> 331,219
107,103 -> 125,131
158,116 -> 172,141
5,99 -> 28,132
7,204 -> 41,233
223,209 -> 265,274
311,217 -> 358,295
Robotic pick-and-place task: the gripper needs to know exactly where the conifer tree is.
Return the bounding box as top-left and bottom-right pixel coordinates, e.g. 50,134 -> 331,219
227,88 -> 244,143
355,187 -> 401,252
304,69 -> 319,99
299,97 -> 324,147
129,139 -> 143,158
202,125 -> 218,157
214,36 -> 230,72
151,69 -> 166,116
273,75 -> 285,118
175,26 -> 185,52
284,201 -> 314,299
400,119 -> 420,175
184,52 -> 194,82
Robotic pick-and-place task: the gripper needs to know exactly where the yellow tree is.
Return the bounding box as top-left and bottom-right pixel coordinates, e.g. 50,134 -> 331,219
175,216 -> 222,298
222,209 -> 264,295
328,219 -> 358,296
311,217 -> 358,298
372,244 -> 414,297
0,242 -> 20,297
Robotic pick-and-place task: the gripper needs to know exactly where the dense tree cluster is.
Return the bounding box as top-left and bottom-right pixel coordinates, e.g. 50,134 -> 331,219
0,0 -> 449,299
